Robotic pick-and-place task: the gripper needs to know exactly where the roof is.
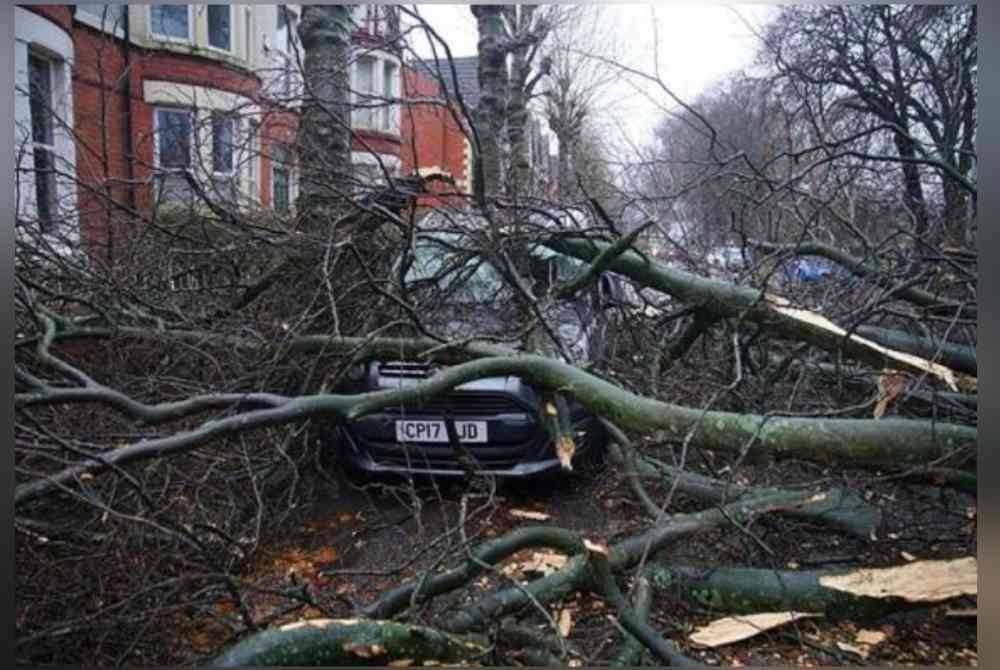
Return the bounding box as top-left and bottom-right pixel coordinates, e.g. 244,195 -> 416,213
411,56 -> 481,109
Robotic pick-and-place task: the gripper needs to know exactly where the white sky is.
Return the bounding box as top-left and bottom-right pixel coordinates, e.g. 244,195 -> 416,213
406,3 -> 777,151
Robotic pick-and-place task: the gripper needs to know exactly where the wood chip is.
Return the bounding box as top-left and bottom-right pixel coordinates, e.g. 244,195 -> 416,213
556,436 -> 576,470
689,612 -> 822,648
945,608 -> 977,618
856,629 -> 888,646
509,509 -> 551,521
837,641 -> 869,658
818,557 -> 976,602
558,608 -> 574,637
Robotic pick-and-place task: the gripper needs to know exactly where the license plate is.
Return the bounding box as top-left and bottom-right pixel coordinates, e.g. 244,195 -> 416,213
395,420 -> 488,444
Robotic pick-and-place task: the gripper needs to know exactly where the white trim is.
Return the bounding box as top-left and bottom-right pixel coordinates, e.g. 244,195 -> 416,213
75,4 -> 128,39
148,3 -> 193,44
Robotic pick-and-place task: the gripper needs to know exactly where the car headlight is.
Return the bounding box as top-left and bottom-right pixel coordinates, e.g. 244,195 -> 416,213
345,362 -> 368,382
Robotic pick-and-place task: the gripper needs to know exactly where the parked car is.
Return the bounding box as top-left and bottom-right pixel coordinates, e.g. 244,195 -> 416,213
780,256 -> 856,286
336,212 -> 619,479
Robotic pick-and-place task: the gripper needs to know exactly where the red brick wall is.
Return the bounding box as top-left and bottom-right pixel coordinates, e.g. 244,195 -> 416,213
399,66 -> 470,209
71,20 -> 265,252
24,5 -> 73,34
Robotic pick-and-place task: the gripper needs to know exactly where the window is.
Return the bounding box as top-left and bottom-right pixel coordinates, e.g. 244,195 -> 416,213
211,112 -> 237,175
243,7 -> 252,61
28,52 -> 57,230
150,4 -> 190,41
154,107 -> 194,205
271,144 -> 292,212
354,56 -> 376,128
382,61 -> 398,132
207,4 -> 231,51
211,111 -> 241,203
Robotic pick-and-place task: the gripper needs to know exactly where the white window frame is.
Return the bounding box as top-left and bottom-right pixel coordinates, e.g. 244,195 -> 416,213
206,3 -> 233,54
75,4 -> 127,38
149,4 -> 193,44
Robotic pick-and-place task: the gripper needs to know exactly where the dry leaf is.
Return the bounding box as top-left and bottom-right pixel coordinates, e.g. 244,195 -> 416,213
900,551 -> 917,562
509,509 -> 551,521
545,402 -> 558,416
558,608 -> 574,637
818,557 -> 976,602
584,539 -> 608,555
874,370 -> 908,419
556,435 -> 576,470
689,612 -> 822,648
388,660 -> 415,667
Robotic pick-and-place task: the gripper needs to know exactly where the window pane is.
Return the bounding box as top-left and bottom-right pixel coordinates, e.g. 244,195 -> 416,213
33,147 -> 57,229
157,109 -> 191,168
382,62 -> 396,130
28,54 -> 53,146
272,145 -> 291,211
212,113 -> 236,174
151,5 -> 189,39
208,5 -> 231,50
357,58 -> 375,94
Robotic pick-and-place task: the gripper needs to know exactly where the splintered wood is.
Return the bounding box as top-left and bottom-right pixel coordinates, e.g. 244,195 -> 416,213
818,557 -> 977,602
689,612 -> 821,648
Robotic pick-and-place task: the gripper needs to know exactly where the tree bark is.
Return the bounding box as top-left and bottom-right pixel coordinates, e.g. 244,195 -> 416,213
295,4 -> 354,213
471,5 -> 508,201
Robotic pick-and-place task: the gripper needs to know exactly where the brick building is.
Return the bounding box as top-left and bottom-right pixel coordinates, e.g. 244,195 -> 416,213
14,4 -> 473,254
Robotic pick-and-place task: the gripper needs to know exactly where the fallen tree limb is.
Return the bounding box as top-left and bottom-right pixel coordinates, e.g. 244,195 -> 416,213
611,570 -> 655,666
747,239 -> 974,317
854,325 -> 976,377
648,557 -> 977,620
585,541 -> 699,666
544,236 -> 976,390
16,354 -> 976,506
213,618 -> 488,667
426,489 -> 828,632
615,449 -> 882,540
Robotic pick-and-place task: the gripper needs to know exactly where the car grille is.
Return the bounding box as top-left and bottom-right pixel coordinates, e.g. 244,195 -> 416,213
379,361 -> 435,378
383,392 -> 527,416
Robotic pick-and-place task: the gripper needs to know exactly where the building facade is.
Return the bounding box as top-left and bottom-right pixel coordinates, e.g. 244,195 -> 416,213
15,4 -> 473,255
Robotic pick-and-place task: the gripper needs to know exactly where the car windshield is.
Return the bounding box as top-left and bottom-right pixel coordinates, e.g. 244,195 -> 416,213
404,234 -> 585,302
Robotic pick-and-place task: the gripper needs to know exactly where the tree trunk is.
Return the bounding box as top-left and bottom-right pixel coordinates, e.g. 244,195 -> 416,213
296,4 -> 354,216
471,5 -> 508,201
506,6 -> 538,196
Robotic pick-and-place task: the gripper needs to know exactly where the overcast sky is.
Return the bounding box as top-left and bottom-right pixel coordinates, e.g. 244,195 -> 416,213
406,3 -> 777,151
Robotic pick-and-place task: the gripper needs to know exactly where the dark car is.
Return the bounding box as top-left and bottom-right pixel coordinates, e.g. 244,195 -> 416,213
338,213 -> 618,478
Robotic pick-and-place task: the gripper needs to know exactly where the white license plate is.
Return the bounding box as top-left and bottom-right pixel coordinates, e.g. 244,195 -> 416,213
395,420 -> 488,444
